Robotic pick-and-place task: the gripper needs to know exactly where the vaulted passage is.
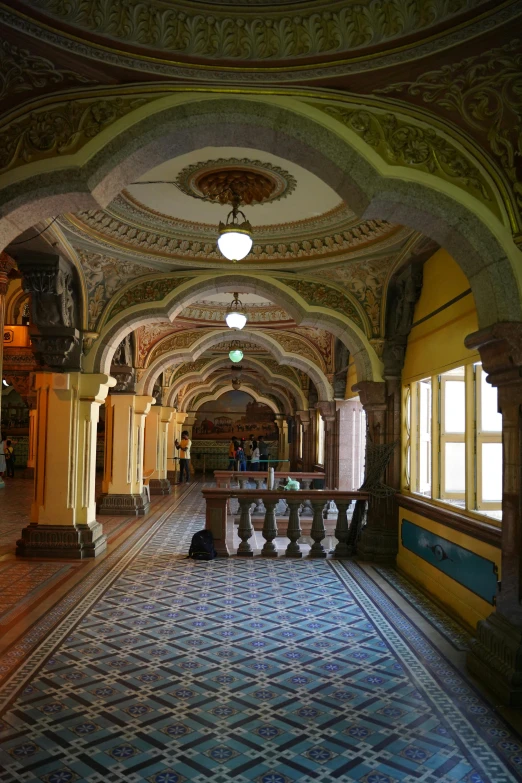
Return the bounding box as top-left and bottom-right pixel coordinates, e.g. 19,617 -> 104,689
1,486 -> 520,783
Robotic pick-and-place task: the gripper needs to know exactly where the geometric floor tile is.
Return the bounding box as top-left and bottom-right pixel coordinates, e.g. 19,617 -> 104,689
0,488 -> 520,782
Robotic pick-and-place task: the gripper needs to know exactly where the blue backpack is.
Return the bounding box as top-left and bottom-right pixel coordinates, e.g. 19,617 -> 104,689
188,530 -> 217,561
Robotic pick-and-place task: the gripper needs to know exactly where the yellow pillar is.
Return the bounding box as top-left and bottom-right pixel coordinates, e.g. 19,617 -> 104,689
26,408 -> 38,469
16,371 -> 115,559
144,406 -> 173,495
99,393 -> 155,515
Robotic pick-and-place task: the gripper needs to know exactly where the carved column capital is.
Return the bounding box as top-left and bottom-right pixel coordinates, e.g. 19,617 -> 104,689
352,381 -> 387,410
296,409 -> 310,431
0,252 -> 16,295
465,323 -> 522,404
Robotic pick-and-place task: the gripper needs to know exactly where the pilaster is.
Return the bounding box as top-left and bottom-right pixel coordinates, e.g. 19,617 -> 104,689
464,324 -> 522,706
144,406 -> 173,495
17,372 -> 115,559
98,393 -> 155,515
0,252 -> 16,490
353,381 -> 398,563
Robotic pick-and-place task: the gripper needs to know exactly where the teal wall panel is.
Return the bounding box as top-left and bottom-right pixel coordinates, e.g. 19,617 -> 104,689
401,519 -> 498,605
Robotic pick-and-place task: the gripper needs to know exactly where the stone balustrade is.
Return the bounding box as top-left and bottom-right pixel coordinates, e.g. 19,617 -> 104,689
202,488 -> 369,559
214,470 -> 325,490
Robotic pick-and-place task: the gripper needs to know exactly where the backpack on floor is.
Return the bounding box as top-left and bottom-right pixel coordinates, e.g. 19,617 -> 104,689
188,529 -> 217,561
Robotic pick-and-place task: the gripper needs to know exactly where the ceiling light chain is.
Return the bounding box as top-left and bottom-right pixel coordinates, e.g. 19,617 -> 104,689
225,292 -> 247,330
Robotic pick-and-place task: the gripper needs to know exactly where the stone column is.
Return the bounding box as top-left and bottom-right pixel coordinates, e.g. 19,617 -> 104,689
0,253 -> 16,490
353,381 -> 398,562
274,413 -> 289,468
296,410 -> 312,471
335,398 -> 365,490
98,393 -> 155,515
144,406 -> 173,495
16,372 -> 115,558
316,402 -> 337,489
464,324 -> 522,706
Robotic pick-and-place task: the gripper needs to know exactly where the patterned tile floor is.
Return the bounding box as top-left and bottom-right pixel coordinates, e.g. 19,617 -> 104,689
0,487 -> 521,783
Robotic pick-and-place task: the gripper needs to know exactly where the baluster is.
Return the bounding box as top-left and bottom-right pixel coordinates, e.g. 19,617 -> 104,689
309,501 -> 327,558
237,498 -> 254,557
253,478 -> 266,515
261,501 -> 278,557
285,500 -> 302,558
333,501 -> 352,558
238,477 -> 248,490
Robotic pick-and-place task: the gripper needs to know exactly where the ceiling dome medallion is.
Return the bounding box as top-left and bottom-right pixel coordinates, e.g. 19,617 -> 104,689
176,158 -> 297,206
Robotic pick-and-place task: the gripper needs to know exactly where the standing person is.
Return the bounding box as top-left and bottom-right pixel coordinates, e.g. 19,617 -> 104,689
5,439 -> 15,478
0,433 -> 6,480
251,440 -> 260,471
175,430 -> 191,484
237,439 -> 247,472
245,433 -> 254,470
258,435 -> 269,471
227,437 -> 236,470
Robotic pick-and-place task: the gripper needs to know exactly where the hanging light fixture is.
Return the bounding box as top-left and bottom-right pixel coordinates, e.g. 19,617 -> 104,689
225,292 -> 247,330
228,339 -> 244,363
217,197 -> 253,262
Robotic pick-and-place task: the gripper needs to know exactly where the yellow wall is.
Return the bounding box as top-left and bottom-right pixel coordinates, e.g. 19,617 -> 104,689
397,504 -> 499,629
400,248 -> 495,628
403,248 -> 479,382
345,358 -> 358,399
3,325 -> 31,348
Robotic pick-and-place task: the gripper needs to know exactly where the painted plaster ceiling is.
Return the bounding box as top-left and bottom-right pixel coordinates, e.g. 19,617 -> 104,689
61,146 -> 415,272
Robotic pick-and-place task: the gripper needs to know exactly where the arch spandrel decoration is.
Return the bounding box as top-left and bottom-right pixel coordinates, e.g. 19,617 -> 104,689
1,95 -> 520,329
186,382 -> 285,416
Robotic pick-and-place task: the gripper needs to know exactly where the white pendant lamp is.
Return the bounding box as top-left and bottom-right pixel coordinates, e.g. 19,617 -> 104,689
225,292 -> 247,330
217,201 -> 253,262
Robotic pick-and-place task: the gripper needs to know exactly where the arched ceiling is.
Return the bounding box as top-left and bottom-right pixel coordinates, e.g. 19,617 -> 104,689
57,145 -> 413,272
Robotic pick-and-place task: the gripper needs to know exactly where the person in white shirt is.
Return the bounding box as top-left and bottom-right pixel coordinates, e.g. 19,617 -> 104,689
251,440 -> 260,471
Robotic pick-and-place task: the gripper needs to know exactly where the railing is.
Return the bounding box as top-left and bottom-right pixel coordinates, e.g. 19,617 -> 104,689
202,488 -> 369,559
214,470 -> 325,490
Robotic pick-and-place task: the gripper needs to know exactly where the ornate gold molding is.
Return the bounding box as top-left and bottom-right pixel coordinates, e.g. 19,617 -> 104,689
281,278 -> 367,335
147,330 -> 212,367
106,276 -> 191,322
0,94 -> 151,174
316,103 -> 497,213
16,0 -> 489,62
376,38 -> 522,234
0,39 -> 92,102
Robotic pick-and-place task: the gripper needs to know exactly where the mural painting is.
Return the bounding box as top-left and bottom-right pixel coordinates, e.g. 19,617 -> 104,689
193,391 -> 278,440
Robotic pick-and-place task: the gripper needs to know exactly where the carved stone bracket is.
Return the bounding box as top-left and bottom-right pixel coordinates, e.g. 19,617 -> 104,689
29,326 -> 82,371
109,366 -> 136,394
382,264 -> 423,379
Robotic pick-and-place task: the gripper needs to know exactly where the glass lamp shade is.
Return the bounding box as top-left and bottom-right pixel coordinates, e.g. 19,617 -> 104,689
225,310 -> 247,330
229,349 -> 244,363
217,227 -> 253,261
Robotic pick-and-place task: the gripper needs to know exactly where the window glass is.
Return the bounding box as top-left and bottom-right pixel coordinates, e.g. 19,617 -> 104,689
480,370 -> 502,432
445,442 -> 465,492
417,378 -> 431,496
482,443 -> 502,502
444,381 -> 465,433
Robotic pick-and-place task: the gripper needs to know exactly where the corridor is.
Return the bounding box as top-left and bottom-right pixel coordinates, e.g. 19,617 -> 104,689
0,486 -> 520,783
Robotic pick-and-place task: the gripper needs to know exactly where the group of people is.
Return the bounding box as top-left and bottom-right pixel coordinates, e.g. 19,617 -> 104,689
228,434 -> 269,471
0,435 -> 16,479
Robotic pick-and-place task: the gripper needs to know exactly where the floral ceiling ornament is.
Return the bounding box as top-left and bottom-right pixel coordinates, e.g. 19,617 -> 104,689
376,38 -> 522,232
176,158 -> 296,205
316,104 -> 496,211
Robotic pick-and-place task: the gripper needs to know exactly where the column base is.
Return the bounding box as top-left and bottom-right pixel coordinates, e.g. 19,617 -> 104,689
356,526 -> 398,564
16,521 -> 107,559
97,491 -> 150,516
149,478 -> 172,495
467,612 -> 522,707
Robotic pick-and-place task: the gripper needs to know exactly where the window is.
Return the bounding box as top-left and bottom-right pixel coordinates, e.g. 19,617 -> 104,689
475,364 -> 502,517
317,410 -> 325,465
404,363 -> 502,522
